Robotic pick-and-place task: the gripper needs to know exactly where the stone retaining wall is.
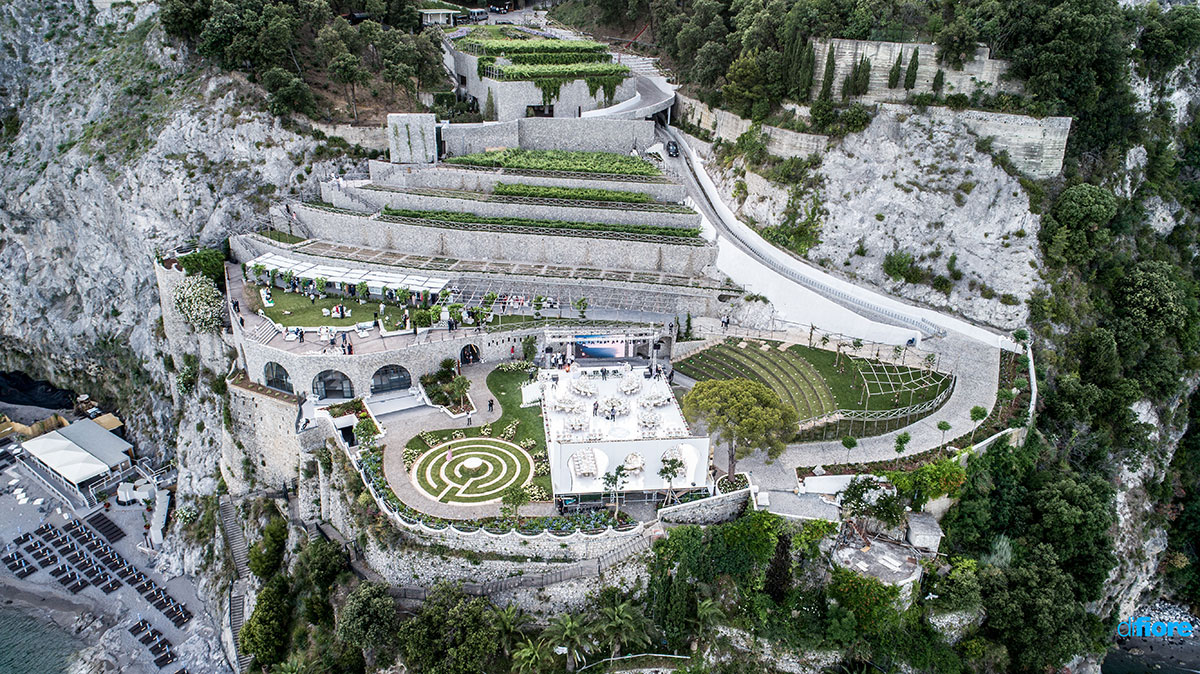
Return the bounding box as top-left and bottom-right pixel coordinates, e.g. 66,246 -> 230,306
675,94 -> 829,157
312,121 -> 388,152
442,117 -> 656,156
328,182 -> 700,229
369,161 -> 688,202
291,204 -> 717,276
386,113 -> 438,164
809,38 -> 1019,103
658,488 -> 753,525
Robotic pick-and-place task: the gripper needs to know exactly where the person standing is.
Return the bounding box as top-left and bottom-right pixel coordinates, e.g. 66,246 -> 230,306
488,399 -> 494,413
466,410 -> 473,426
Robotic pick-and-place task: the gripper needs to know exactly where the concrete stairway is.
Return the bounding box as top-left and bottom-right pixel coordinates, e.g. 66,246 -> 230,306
228,591 -> 252,672
218,496 -> 251,580
244,319 -> 278,345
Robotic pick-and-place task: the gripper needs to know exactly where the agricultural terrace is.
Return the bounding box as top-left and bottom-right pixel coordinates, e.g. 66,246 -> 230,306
675,339 -> 953,436
444,149 -> 661,177
380,208 -> 701,239
369,186 -> 694,213
492,183 -> 656,203
412,437 -> 533,504
401,365 -> 552,497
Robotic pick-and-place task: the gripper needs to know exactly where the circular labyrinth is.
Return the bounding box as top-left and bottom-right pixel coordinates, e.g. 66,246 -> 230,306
411,437 -> 534,504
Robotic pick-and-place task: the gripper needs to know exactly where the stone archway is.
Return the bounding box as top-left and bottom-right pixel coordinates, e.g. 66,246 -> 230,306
263,362 -> 293,394
371,364 -> 413,395
460,344 -> 480,364
312,370 -> 354,400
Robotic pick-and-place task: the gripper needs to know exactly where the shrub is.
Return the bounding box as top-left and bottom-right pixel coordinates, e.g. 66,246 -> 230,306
177,248 -> 226,287
173,275 -> 224,333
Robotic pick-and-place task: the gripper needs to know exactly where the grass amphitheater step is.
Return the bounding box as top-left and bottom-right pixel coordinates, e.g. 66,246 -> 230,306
412,437 -> 534,505
675,342 -> 840,421
720,343 -> 837,412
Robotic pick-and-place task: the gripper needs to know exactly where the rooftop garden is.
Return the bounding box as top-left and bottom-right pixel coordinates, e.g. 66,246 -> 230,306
445,149 -> 661,176
243,282 -> 410,329
380,207 -> 700,239
456,37 -> 609,55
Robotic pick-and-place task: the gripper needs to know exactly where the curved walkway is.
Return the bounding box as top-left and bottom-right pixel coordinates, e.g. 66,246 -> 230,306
378,364 -> 556,520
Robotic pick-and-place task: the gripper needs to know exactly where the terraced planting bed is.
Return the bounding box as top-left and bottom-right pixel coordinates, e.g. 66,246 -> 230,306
369,185 -> 694,213
411,437 -> 534,504
675,341 -> 837,420
380,208 -> 701,239
445,149 -> 661,177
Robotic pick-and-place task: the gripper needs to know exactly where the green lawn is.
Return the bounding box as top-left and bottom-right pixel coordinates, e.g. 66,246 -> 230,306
260,229 -> 306,244
247,283 -> 409,328
786,343 -> 950,411
412,437 -> 534,504
405,367 -> 547,458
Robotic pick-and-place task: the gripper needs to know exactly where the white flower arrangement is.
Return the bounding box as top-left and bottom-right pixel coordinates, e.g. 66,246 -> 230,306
403,446 -> 421,469
501,419 -> 520,440
173,275 -> 224,333
498,361 -> 534,372
524,484 -> 549,501
481,423 -> 493,436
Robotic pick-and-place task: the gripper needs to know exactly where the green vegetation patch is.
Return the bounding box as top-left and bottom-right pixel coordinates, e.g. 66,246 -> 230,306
457,37 -> 608,54
445,148 -> 661,176
380,207 -> 699,239
495,62 -> 630,81
675,341 -> 836,421
247,283 -> 407,328
493,182 -> 654,203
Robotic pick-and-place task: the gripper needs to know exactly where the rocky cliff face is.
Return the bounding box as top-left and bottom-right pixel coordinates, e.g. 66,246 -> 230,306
0,2 -> 351,671
708,106 -> 1041,331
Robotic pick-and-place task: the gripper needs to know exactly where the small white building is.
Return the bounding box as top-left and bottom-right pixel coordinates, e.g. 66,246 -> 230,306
18,418 -> 134,506
419,8 -> 456,26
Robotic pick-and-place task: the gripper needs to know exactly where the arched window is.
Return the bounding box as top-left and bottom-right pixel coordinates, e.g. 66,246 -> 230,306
371,365 -> 412,394
312,370 -> 354,400
263,362 -> 293,394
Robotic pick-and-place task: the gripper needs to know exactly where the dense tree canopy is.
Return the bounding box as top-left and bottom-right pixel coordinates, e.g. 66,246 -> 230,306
681,378 -> 798,475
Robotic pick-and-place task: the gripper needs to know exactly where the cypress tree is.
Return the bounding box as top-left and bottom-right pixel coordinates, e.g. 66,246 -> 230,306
854,56 -> 871,96
819,45 -> 835,101
797,42 -> 815,102
904,47 -> 919,90
888,53 -> 903,88
932,68 -> 945,94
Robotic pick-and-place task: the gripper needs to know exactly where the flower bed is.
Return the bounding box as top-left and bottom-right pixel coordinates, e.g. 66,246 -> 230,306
717,472 -> 749,493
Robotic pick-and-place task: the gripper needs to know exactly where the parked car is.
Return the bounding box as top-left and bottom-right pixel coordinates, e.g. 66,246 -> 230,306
666,140 -> 679,157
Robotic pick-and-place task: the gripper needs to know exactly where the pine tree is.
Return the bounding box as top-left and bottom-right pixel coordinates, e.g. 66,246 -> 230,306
904,47 -> 919,90
932,68 -> 945,94
819,45 -> 836,101
888,53 -> 903,88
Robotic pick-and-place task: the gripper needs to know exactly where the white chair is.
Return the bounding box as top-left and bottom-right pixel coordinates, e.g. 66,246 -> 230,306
321,308 -> 331,317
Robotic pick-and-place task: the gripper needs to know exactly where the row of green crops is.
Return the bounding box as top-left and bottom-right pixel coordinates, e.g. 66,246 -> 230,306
493,182 -> 655,203
380,207 -> 700,238
445,149 -> 661,176
497,62 -> 630,81
457,38 -> 608,54
508,51 -> 612,65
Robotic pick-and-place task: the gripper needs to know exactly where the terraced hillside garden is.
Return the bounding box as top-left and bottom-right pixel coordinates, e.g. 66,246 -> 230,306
380,207 -> 700,239
492,182 -> 655,203
444,149 -> 661,176
244,282 -> 409,329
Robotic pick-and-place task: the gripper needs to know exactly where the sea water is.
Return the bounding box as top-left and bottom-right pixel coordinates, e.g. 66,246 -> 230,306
0,605 -> 82,674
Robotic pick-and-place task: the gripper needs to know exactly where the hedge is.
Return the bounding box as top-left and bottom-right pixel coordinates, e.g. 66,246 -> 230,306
457,38 -> 608,54
508,52 -> 612,65
493,182 -> 655,203
445,148 -> 661,176
380,207 -> 700,239
496,62 -> 630,81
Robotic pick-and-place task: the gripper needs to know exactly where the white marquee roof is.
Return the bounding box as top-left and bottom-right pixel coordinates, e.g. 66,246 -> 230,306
21,419 -> 131,486
249,253 -> 449,293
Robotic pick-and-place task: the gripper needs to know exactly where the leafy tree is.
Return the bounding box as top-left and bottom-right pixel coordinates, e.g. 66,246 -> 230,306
1137,5 -> 1200,80
299,537 -> 346,592
161,0 -> 212,39
658,457 -> 684,505
764,532 -> 793,604
887,52 -> 902,88
396,584 -> 501,674
501,484 -> 530,520
448,375 -> 470,408
329,53 -> 369,122
682,379 -> 798,476
482,87 -> 497,121
827,567 -> 899,637
602,465 -> 629,521
573,296 -> 588,319
336,582 -> 399,656
893,431 -> 911,454
935,15 -> 979,69
544,612 -> 593,672
689,597 -> 725,651
248,516 -> 288,579
903,47 -> 919,89
970,405 -> 988,443
240,574 -> 293,666
262,67 -> 314,116
795,41 -> 816,101
841,435 -> 857,452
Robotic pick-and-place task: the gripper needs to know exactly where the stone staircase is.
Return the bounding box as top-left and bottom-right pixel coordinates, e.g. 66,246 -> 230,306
243,319 -> 278,345
228,591 -> 252,672
218,496 -> 251,579
617,53 -> 661,76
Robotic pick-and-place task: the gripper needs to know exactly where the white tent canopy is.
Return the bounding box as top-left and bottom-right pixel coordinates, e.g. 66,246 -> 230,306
249,253 -> 449,293
22,431 -> 115,485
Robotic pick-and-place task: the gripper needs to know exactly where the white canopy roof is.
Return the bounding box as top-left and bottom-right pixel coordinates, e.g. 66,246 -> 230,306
249,253 -> 449,292
22,430 -> 126,486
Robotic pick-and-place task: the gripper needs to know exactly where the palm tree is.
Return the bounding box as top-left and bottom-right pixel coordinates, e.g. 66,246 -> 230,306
596,601 -> 652,659
689,598 -> 725,652
492,603 -> 533,658
449,374 -> 471,409
511,637 -> 555,674
544,612 -> 593,672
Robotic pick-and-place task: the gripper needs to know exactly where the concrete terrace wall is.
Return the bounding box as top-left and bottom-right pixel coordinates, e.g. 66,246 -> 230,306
675,94 -> 829,157
387,113 -> 438,164
312,121 -> 388,152
329,183 -> 701,230
441,117 -> 656,156
448,45 -> 638,121
809,39 -> 1019,103
369,161 -> 687,203
658,488 -> 753,525
291,205 -> 717,276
